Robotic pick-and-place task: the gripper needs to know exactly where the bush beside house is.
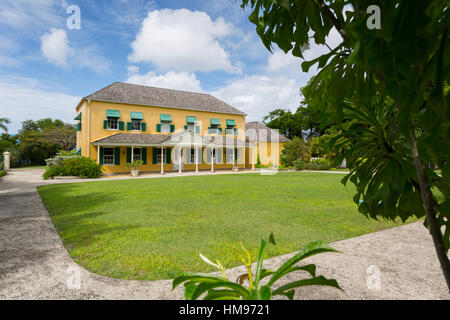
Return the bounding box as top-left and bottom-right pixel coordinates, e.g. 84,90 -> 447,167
43,156 -> 102,179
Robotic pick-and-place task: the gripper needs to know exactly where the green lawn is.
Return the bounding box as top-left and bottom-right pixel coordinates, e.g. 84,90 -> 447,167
38,172 -> 416,280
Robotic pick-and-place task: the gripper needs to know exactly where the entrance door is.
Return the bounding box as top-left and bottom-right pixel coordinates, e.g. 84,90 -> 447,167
173,147 -> 184,171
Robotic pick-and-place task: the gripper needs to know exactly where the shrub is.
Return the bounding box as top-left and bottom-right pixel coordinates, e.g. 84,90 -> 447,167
63,157 -> 102,178
308,158 -> 331,170
280,137 -> 310,166
255,154 -> 262,168
42,165 -> 71,180
0,170 -> 6,178
45,155 -> 78,167
122,160 -> 144,170
42,156 -> 102,179
293,158 -> 306,170
173,234 -> 341,300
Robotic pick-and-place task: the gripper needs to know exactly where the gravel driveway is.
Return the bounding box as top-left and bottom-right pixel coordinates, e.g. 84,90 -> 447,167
0,169 -> 448,299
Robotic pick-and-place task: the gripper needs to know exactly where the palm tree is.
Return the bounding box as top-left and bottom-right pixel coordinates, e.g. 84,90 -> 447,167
0,118 -> 10,133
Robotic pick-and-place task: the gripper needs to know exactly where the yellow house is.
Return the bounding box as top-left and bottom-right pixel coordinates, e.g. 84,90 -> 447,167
74,82 -> 288,174
245,121 -> 290,167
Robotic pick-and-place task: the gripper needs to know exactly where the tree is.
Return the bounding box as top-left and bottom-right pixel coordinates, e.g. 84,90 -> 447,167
17,118 -> 75,165
45,125 -> 76,151
280,136 -> 310,166
0,118 -> 10,133
241,0 -> 450,290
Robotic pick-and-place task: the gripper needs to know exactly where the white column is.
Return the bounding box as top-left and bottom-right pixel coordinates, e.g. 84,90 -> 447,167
131,146 -> 134,163
160,147 -> 164,174
195,147 -> 199,173
251,146 -> 255,170
3,151 -> 10,171
97,146 -> 100,164
232,147 -> 235,170
211,149 -> 214,172
178,147 -> 182,173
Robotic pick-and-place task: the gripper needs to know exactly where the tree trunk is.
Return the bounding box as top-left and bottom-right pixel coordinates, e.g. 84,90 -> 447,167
409,124 -> 450,292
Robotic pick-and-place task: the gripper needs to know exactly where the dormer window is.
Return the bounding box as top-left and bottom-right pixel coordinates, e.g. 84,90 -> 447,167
185,116 -> 200,133
225,119 -> 237,135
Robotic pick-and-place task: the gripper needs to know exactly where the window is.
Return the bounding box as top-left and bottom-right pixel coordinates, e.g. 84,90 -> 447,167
209,125 -> 219,135
107,117 -> 118,130
103,148 -> 114,165
156,148 -> 164,164
133,148 -> 142,162
131,119 -> 141,131
187,124 -> 195,132
225,128 -> 234,135
190,148 -> 195,163
161,122 -> 171,133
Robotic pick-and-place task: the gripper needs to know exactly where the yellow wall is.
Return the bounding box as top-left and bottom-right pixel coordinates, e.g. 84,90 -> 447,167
244,142 -> 286,168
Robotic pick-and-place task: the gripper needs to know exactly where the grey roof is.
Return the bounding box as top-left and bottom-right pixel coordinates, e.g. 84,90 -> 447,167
93,133 -> 171,145
93,132 -> 250,147
245,121 -> 290,143
82,82 -> 246,115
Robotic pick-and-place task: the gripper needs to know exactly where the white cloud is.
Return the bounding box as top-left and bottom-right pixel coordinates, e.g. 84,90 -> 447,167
73,46 -> 111,74
0,0 -> 63,29
0,75 -> 80,133
106,0 -> 157,26
40,28 -> 73,67
126,71 -> 203,92
129,9 -> 240,73
211,75 -> 301,121
40,28 -> 110,73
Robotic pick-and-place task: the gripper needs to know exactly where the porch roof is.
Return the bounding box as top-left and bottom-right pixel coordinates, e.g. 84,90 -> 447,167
92,132 -> 253,147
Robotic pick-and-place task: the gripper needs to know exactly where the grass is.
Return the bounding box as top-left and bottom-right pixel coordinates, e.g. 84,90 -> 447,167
37,172 -> 417,281
16,165 -> 47,170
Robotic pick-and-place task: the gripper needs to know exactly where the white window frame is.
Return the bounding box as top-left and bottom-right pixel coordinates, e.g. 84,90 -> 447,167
132,148 -> 142,162
131,119 -> 142,131
209,125 -> 219,135
103,147 -> 114,165
107,117 -> 118,130
156,148 -> 164,164
161,122 -> 171,133
225,127 -> 235,135
187,124 -> 195,132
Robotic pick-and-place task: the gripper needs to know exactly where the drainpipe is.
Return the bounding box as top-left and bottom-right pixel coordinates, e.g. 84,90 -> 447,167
87,100 -> 91,158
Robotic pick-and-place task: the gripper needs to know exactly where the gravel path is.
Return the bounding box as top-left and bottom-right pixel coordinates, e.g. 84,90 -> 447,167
0,169 -> 448,299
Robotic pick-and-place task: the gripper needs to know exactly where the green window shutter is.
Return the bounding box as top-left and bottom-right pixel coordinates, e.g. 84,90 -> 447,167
141,122 -> 146,131
195,126 -> 200,134
218,127 -> 223,135
234,128 -> 238,135
119,121 -> 124,130
152,147 -> 157,164
126,122 -> 132,131
234,148 -> 238,161
170,124 -> 175,132
184,125 -> 188,131
126,148 -> 132,163
165,148 -> 171,164
156,123 -> 161,132
114,147 -> 120,165
99,147 -> 104,165
142,147 -> 147,165
76,122 -> 81,131
103,120 -> 107,129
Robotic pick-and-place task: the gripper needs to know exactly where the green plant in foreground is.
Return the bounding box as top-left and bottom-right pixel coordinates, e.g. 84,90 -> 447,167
173,234 -> 342,300
122,160 -> 144,170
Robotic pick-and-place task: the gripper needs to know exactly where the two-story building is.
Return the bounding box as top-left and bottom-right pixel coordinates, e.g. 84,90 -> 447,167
74,82 -> 288,174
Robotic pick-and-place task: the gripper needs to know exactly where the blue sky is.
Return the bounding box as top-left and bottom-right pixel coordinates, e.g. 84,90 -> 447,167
0,0 -> 341,133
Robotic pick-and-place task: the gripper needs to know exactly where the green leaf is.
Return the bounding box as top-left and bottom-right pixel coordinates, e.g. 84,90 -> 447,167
172,273 -> 224,289
272,276 -> 343,296
254,239 -> 267,288
267,241 -> 338,286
